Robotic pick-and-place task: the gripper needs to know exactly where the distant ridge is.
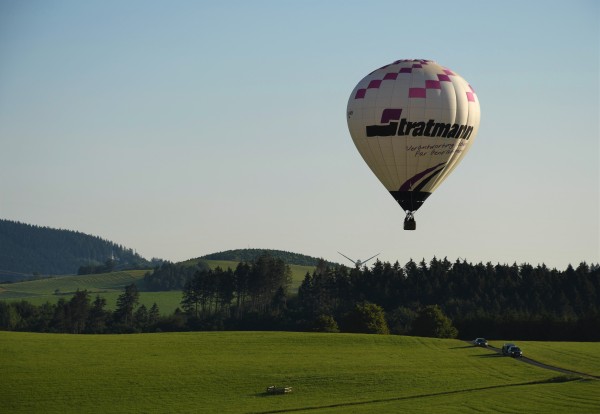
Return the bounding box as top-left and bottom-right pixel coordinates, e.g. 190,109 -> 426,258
0,219 -> 153,280
200,248 -> 336,267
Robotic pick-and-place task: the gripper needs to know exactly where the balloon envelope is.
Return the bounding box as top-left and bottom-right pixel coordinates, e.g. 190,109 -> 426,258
347,59 -> 480,221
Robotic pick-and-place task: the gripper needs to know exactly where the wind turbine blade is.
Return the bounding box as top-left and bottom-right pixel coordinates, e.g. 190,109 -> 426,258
361,253 -> 380,265
337,252 -> 356,264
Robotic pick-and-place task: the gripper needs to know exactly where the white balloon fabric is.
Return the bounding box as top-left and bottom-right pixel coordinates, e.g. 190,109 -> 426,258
346,59 -> 480,229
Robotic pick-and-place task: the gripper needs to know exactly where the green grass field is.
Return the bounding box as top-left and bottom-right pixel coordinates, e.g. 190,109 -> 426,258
0,261 -> 314,314
0,270 -> 158,309
1,331 -> 598,413
0,270 -> 147,301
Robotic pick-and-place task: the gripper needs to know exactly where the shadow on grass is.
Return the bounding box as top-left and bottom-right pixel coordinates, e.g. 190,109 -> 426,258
254,393 -> 295,398
470,353 -> 504,358
448,345 -> 473,349
254,392 -> 276,398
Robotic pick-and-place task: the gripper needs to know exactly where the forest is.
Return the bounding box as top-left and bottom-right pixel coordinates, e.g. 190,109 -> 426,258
201,248 -> 336,266
0,219 -> 156,277
1,254 -> 598,340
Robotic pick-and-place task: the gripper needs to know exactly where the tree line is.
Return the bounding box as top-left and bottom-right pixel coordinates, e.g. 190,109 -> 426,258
1,254 -> 599,340
294,258 -> 599,340
181,254 -> 291,322
0,284 -> 160,334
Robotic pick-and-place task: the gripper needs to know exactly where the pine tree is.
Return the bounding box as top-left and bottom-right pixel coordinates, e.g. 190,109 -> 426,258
114,283 -> 139,327
87,295 -> 109,333
134,304 -> 149,331
149,303 -> 160,325
67,290 -> 90,334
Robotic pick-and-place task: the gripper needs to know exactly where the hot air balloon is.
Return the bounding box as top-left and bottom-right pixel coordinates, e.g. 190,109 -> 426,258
346,59 -> 480,230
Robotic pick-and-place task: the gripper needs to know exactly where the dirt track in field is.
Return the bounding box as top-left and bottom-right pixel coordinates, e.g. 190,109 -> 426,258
474,342 -> 599,380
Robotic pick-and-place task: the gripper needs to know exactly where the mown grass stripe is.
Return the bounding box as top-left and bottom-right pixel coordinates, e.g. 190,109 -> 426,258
249,377 -> 583,414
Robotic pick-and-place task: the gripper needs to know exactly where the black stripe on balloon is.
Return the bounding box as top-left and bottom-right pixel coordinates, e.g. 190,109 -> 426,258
389,191 -> 431,212
413,167 -> 444,192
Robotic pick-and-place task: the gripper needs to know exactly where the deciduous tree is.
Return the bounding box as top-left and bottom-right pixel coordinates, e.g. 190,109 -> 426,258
343,301 -> 389,334
411,305 -> 457,338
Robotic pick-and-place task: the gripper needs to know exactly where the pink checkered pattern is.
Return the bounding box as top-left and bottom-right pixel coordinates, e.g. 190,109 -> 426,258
425,80 -> 441,89
409,88 -> 426,98
354,59 -> 477,103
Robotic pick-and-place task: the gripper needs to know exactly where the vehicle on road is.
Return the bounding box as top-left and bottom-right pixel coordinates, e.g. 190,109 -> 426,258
267,386 -> 292,395
508,346 -> 523,358
502,343 -> 516,355
473,338 -> 488,347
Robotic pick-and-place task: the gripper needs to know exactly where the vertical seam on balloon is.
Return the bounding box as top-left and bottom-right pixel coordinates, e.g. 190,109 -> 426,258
445,80 -> 478,181
438,75 -> 457,187
378,82 -> 396,189
389,63 -> 401,190
403,63 -> 412,199
404,67 -> 412,197
437,77 -> 466,190
365,104 -> 384,188
422,70 -> 436,193
437,78 -> 461,189
409,64 -> 422,196
354,84 -> 380,186
370,75 -> 395,190
376,75 -> 395,189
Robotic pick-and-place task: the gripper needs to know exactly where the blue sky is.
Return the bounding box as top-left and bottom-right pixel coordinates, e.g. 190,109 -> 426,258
0,0 -> 598,269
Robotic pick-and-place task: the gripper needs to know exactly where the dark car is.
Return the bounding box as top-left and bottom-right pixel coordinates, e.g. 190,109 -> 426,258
508,346 -> 523,358
502,343 -> 516,355
473,338 -> 488,347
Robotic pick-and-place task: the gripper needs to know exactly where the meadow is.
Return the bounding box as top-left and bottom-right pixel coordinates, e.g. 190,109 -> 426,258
1,331 -> 598,414
0,261 -> 314,314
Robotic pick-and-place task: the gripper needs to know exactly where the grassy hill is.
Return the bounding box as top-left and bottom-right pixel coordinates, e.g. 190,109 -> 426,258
0,260 -> 314,313
1,331 -> 598,413
0,269 -> 165,311
0,270 -> 147,298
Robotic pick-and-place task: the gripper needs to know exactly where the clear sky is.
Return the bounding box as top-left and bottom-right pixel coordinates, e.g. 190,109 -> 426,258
1,0 -> 598,269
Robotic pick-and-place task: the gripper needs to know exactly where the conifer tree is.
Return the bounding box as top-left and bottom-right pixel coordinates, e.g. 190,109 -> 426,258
114,283 -> 139,327
87,295 -> 109,333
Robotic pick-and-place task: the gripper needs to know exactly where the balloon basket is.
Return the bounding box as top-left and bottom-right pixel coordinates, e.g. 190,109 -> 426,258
404,214 -> 416,231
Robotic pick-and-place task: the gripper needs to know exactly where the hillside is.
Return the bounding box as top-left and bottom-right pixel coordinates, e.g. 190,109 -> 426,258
199,248 -> 337,267
0,219 -> 154,280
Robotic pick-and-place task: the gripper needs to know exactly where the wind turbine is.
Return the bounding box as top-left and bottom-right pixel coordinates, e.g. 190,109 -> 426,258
337,252 -> 380,268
